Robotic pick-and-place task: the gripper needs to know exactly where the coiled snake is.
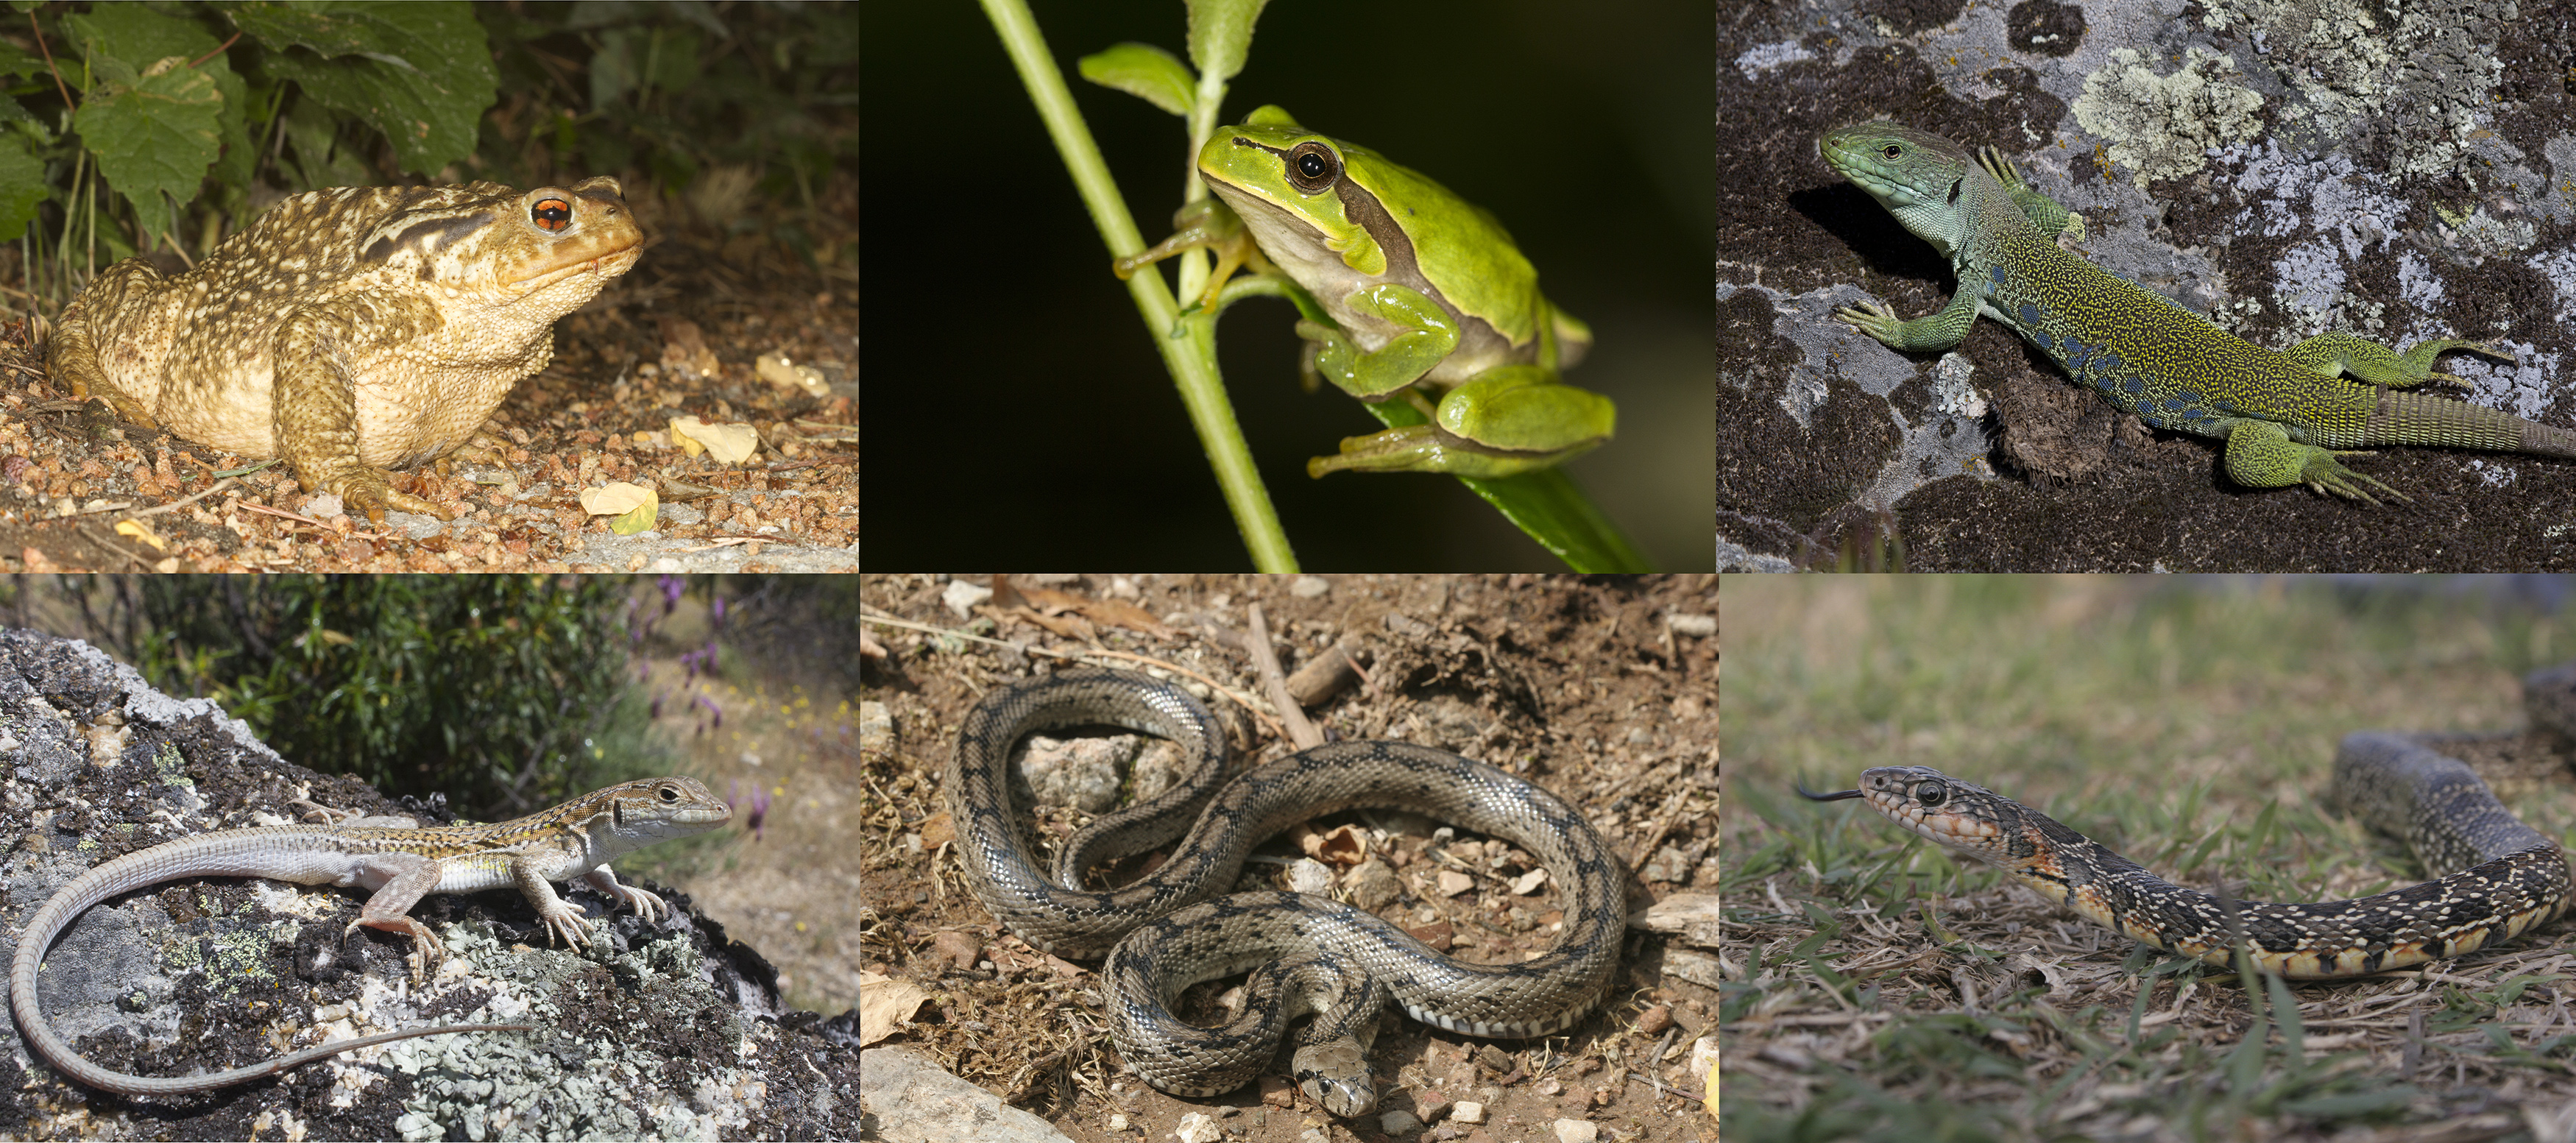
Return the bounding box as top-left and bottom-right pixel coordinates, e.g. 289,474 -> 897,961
945,668 -> 1622,1116
1800,665 -> 2576,979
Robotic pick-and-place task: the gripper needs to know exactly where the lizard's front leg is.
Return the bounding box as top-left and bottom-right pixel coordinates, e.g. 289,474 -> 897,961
511,860 -> 602,949
583,866 -> 672,923
1834,280 -> 1981,354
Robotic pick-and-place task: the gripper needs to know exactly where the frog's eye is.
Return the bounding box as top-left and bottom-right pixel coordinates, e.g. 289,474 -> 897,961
530,197 -> 574,232
1285,141 -> 1341,194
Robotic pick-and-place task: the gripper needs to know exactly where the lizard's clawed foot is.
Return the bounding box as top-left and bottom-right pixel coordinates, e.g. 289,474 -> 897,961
1832,302 -> 1907,349
2303,450 -> 2413,506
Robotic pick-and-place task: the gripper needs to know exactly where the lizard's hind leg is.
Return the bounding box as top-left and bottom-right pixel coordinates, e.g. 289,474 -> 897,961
2282,332 -> 2513,390
2218,417 -> 2410,505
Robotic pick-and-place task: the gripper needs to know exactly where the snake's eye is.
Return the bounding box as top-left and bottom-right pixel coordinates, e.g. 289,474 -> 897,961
1914,781 -> 1946,807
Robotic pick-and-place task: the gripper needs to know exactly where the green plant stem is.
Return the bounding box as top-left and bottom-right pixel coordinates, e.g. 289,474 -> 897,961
980,0 -> 1296,571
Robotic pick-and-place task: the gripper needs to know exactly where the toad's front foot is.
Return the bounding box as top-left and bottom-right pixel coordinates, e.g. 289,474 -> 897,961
314,464 -> 456,524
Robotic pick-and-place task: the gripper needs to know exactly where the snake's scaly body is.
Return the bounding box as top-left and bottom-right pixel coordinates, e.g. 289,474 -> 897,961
1803,728 -> 2573,979
946,668 -> 1621,1116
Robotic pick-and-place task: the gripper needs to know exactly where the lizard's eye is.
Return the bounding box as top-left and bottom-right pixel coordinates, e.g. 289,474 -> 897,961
1882,144 -> 1902,159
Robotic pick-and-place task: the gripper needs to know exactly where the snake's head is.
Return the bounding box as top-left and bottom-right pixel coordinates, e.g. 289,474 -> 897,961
1290,1042 -> 1377,1117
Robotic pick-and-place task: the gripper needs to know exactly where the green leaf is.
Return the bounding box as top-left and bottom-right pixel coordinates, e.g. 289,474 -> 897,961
280,94 -> 372,190
244,1 -> 496,177
0,132 -> 46,241
609,500 -> 658,535
1185,0 -> 1268,82
0,37 -> 44,82
1348,397 -> 1652,570
75,58 -> 224,236
64,5 -> 221,81
1079,43 -> 1195,117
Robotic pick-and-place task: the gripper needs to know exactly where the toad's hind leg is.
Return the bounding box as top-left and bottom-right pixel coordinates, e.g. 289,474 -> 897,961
272,295 -> 460,525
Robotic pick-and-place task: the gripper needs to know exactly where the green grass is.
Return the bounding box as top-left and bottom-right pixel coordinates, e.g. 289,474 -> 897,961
1722,576 -> 2576,1142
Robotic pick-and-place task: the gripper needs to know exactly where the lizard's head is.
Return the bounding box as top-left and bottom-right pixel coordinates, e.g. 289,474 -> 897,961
1821,121 -> 1978,252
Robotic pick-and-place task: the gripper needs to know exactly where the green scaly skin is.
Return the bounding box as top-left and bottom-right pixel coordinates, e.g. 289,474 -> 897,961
1819,121 -> 2572,504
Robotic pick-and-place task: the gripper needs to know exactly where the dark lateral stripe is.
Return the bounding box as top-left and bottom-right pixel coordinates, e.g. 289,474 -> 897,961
363,210 -> 498,264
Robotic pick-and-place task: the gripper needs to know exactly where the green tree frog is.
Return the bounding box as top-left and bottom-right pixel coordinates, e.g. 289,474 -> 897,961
1123,106 -> 1614,478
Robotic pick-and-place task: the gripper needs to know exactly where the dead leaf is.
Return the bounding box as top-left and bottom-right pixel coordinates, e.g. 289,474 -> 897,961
670,416 -> 760,464
857,972 -> 931,1047
579,481 -> 657,516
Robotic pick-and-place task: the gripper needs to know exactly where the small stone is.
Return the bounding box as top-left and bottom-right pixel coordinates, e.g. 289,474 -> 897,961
1258,1075 -> 1296,1108
942,579 -> 991,617
1173,1112 -> 1222,1143
1451,1101 -> 1485,1124
1636,1004 -> 1674,1035
1437,870 -> 1475,897
1291,575 -> 1331,598
931,930 -> 980,972
1348,859 -> 1403,912
859,701 -> 895,755
1666,613 -> 1716,637
1551,1119 -> 1599,1143
1379,1110 -> 1423,1135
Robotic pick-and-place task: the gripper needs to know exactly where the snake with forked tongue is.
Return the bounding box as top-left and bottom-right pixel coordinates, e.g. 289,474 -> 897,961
1800,664 -> 2576,979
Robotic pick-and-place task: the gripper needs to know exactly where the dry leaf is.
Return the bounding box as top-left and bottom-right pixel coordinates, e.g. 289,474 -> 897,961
670,416 -> 760,464
113,519 -> 168,551
857,972 -> 931,1047
580,482 -> 657,515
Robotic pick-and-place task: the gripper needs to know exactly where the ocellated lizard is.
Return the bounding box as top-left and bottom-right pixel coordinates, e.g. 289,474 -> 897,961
9,776 -> 731,1097
1819,121 -> 2573,503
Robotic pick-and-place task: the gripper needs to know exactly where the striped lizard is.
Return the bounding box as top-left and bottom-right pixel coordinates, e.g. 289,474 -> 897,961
1819,121 -> 2575,503
9,776 -> 731,1097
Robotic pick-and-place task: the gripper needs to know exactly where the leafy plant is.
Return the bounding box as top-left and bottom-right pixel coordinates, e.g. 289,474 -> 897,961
0,1 -> 852,305
116,574 -> 655,818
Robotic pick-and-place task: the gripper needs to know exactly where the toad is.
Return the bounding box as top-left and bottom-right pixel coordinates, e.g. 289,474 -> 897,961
47,177 -> 646,523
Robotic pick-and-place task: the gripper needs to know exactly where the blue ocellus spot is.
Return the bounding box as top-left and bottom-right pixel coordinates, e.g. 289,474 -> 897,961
2031,330 -> 2056,353
2100,352 -> 2129,377
2172,387 -> 2202,404
1989,266 -> 2009,285
2122,375 -> 2145,396
2160,397 -> 2185,412
2064,342 -> 2090,369
2018,302 -> 2041,325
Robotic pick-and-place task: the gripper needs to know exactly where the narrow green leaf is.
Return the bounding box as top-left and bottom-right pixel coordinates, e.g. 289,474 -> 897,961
1184,0 -> 1268,82
1078,43 -> 1195,117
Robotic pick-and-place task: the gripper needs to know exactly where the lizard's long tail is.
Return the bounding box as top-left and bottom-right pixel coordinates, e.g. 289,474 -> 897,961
2362,389 -> 2576,457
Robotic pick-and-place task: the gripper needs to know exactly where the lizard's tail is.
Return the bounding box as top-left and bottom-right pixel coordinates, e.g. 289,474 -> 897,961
2366,389 -> 2576,457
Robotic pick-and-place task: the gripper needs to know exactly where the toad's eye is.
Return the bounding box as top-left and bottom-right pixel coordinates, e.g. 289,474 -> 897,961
531,197 -> 573,232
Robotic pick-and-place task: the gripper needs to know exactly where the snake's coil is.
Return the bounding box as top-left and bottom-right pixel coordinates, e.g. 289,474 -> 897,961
946,668 -> 1623,1116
